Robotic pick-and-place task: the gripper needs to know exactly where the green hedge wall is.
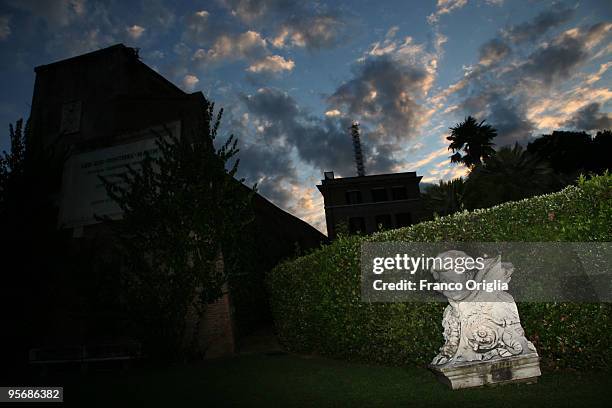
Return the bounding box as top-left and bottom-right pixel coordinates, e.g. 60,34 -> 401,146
267,174 -> 612,370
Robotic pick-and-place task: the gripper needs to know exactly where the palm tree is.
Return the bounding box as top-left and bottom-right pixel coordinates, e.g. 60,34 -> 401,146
421,178 -> 465,218
447,116 -> 497,168
463,144 -> 560,210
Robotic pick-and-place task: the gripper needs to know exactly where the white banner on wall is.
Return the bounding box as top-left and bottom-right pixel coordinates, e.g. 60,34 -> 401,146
59,121 -> 181,228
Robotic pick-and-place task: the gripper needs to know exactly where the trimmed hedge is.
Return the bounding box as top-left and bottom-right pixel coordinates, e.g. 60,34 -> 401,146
267,174 -> 612,370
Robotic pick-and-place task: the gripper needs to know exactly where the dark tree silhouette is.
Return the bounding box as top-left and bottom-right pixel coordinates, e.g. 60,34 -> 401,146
447,116 -> 497,168
0,119 -> 26,202
100,99 -> 255,359
463,144 -> 559,210
526,131 -> 591,175
593,129 -> 612,174
421,178 -> 465,217
527,130 -> 611,179
1,119 -> 72,377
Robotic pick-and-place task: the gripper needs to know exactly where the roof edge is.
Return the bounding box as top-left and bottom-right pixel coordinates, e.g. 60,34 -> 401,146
34,43 -> 129,72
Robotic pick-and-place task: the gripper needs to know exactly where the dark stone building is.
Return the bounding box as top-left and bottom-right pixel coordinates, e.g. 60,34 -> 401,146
30,45 -> 205,154
317,171 -> 427,239
26,44 -> 325,358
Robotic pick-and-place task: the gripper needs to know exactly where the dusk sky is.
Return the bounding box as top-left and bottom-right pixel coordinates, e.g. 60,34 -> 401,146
0,0 -> 610,231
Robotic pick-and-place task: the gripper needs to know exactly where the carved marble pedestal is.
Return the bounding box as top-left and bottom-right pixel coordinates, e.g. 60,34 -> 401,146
428,251 -> 542,390
429,352 -> 541,389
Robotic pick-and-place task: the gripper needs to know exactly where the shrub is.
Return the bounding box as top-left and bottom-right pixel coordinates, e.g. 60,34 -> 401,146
267,174 -> 612,370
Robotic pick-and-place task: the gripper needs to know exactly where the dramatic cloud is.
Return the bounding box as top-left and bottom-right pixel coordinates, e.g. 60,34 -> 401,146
238,141 -> 299,205
502,6 -> 574,44
183,8 -> 298,78
271,14 -> 345,49
218,0 -> 278,23
220,106 -> 299,200
434,7 -> 612,148
526,84 -> 612,130
247,55 -> 294,73
241,87 -> 300,121
325,109 -> 341,117
478,38 -> 511,66
182,9 -> 234,47
220,0 -> 347,50
240,87 -> 397,179
585,62 -> 612,85
328,56 -> 429,141
9,1 -> 118,58
286,187 -> 326,232
183,10 -> 210,44
486,95 -> 535,146
523,22 -> 612,87
181,74 -> 199,91
223,88 -> 360,217
328,31 -> 437,144
366,32 -> 428,60
582,21 -> 612,49
1,0 -> 609,232
6,0 -> 86,28
565,102 -> 612,130
193,30 -> 268,65
454,87 -> 534,148
126,25 -> 145,40
427,0 -> 468,25
139,0 -> 176,31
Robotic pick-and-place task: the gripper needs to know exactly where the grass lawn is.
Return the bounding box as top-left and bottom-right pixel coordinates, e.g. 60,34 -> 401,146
58,353 -> 610,407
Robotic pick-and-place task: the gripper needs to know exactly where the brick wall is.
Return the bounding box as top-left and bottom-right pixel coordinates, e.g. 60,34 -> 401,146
202,292 -> 236,358
183,255 -> 236,359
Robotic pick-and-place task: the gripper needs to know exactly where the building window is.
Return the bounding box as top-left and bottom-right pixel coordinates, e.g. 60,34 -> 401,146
395,212 -> 412,227
348,217 -> 366,234
371,188 -> 388,202
391,186 -> 408,200
345,190 -> 363,204
375,214 -> 393,231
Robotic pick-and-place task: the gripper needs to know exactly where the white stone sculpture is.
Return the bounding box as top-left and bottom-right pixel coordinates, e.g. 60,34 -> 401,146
428,250 -> 541,389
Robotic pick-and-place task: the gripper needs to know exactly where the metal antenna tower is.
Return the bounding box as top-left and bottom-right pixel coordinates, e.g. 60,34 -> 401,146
350,122 -> 366,177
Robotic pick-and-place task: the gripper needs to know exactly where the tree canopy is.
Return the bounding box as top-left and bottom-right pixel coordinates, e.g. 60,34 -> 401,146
463,144 -> 559,210
100,99 -> 255,358
447,116 -> 497,168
